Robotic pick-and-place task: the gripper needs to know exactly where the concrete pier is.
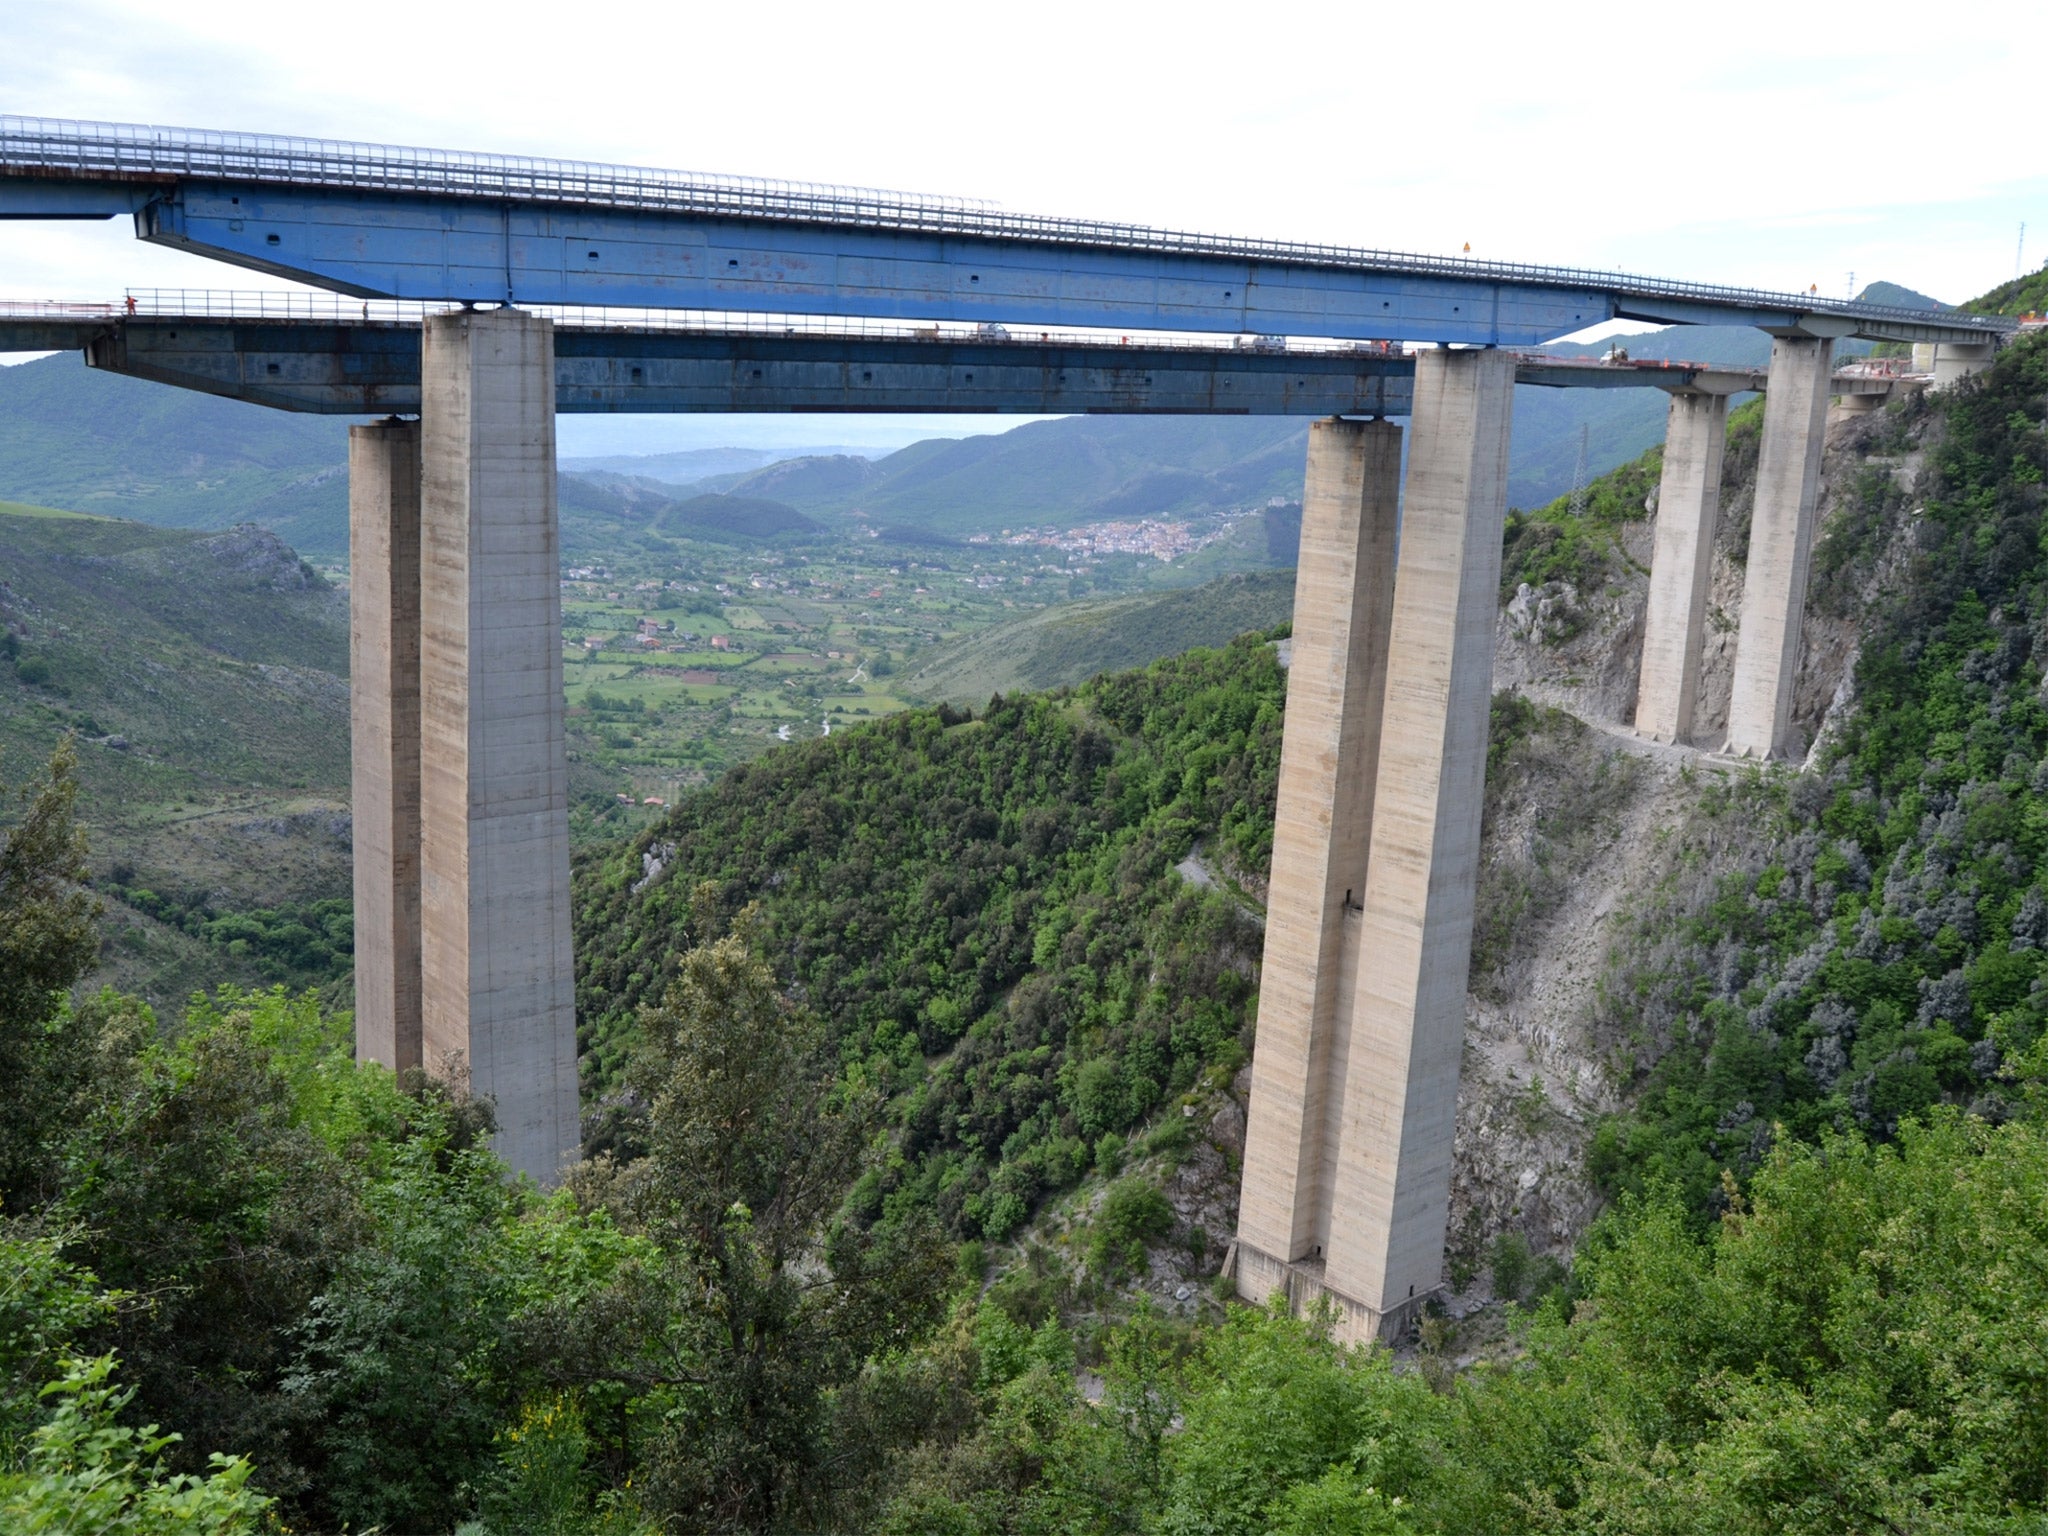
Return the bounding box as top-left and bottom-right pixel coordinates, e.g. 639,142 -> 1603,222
1633,389 -> 1729,744
1234,350 -> 1514,1340
1236,418 -> 1403,1302
418,308 -> 579,1183
1320,347 -> 1513,1340
1726,335 -> 1834,759
350,418 -> 423,1073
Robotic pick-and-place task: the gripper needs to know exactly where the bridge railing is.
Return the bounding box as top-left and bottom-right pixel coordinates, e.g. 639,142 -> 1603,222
0,117 -> 2014,340
0,299 -> 122,319
103,286 -> 1417,352
107,288 -> 1410,355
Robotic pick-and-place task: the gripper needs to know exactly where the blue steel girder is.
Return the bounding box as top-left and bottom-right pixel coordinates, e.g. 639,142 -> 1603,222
0,117 -> 2018,348
137,185 -> 1614,347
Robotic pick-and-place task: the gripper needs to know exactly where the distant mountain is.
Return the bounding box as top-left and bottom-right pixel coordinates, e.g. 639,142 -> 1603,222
901,568 -> 1297,704
1858,280 -> 1947,311
699,417 -> 1305,536
655,493 -> 822,542
559,444 -> 876,485
703,453 -> 883,503
0,352 -> 357,554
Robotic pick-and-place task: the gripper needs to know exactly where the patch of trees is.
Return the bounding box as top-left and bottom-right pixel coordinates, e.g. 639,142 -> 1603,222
883,1104 -> 2048,1533
112,882 -> 354,988
574,637 -> 1287,1240
1,747 -> 951,1533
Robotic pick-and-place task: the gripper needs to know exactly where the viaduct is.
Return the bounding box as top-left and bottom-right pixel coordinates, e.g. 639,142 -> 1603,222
1,116 -> 2016,1340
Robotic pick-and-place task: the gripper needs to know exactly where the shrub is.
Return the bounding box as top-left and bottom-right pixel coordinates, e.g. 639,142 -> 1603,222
1090,1179 -> 1173,1281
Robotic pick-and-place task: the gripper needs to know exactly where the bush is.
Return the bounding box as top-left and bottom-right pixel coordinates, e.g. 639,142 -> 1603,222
0,1355 -> 272,1536
1489,1231 -> 1531,1302
1089,1179 -> 1172,1281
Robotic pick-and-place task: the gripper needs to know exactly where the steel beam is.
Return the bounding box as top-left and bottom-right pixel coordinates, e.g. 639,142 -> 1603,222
0,311 -> 1901,417
47,316 -> 1418,416
0,118 -> 2015,348
122,186 -> 1618,347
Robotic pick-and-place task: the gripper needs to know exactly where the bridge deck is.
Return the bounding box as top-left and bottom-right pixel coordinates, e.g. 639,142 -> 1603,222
0,117 -> 2013,349
0,298 -> 1812,416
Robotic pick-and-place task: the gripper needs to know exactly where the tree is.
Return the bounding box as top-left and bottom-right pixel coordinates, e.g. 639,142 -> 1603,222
283,1124 -> 520,1534
0,740 -> 102,1206
594,905 -> 954,1532
0,1355 -> 272,1536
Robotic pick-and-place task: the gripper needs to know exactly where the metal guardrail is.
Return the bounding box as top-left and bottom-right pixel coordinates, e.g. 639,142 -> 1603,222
0,299 -> 123,318
43,289 -> 1418,357
0,117 -> 2016,340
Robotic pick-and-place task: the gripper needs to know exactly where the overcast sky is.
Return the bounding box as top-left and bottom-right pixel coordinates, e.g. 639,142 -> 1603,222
4,0 -> 2041,453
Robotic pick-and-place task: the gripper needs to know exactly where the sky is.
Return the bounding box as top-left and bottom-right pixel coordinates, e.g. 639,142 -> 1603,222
3,0 -> 2042,454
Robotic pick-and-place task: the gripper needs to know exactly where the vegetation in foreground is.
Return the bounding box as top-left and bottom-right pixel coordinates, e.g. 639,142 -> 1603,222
7,742 -> 2048,1533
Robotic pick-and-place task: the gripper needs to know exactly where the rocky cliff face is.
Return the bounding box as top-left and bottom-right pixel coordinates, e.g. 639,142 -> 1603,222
1445,399 -> 1929,1302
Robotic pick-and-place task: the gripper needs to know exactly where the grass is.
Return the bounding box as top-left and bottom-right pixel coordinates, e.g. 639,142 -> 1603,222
0,498 -> 108,521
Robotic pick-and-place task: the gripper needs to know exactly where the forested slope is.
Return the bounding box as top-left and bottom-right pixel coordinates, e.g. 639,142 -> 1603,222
575,636 -> 1286,1237
579,331 -> 2048,1257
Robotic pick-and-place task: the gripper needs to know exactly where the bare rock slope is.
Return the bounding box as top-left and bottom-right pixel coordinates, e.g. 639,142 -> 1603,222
1449,402 -> 1925,1292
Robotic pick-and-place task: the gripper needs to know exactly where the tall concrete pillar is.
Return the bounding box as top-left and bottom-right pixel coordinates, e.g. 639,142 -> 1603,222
351,418 -> 423,1073
1236,418 -> 1402,1306
419,308 -> 578,1183
1726,334 -> 1834,759
1321,347 -> 1514,1340
1633,389 -> 1728,744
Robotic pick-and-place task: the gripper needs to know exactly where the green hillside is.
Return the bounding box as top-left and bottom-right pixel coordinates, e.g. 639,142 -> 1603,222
1967,260 -> 2048,317
902,568 -> 1297,704
0,501 -> 355,1002
655,492 -> 822,542
0,352 -> 357,553
0,503 -> 348,790
573,634 -> 1288,1207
